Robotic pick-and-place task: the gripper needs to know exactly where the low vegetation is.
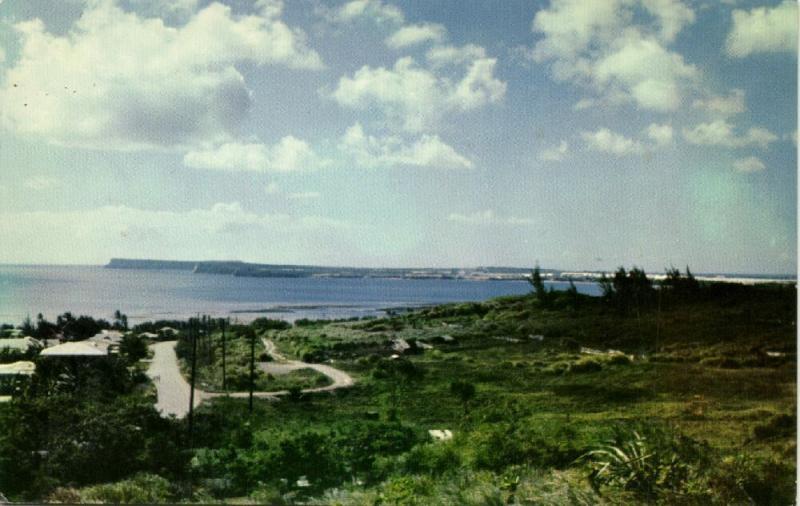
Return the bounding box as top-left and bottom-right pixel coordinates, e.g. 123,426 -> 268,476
0,269 -> 794,504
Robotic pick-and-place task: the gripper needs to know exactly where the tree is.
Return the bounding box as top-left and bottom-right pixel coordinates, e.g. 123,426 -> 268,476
120,335 -> 147,364
450,380 -> 476,416
528,265 -> 552,307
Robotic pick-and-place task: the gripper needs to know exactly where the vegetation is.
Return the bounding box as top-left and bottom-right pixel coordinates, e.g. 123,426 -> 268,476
0,269 -> 794,504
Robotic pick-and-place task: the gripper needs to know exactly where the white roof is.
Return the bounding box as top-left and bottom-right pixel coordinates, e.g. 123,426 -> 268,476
0,336 -> 42,351
0,361 -> 36,375
40,341 -> 108,357
89,330 -> 124,343
428,429 -> 453,441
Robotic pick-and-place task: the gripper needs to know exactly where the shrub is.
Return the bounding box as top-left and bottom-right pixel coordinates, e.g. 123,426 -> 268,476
568,358 -> 602,374
81,473 -> 173,504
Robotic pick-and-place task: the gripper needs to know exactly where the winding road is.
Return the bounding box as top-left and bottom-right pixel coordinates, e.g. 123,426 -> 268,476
145,339 -> 354,418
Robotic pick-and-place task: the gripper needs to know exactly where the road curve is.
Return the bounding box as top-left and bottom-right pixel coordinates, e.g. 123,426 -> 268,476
147,339 -> 354,418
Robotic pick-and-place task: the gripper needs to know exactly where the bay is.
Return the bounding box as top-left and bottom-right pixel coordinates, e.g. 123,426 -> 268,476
0,265 -> 602,325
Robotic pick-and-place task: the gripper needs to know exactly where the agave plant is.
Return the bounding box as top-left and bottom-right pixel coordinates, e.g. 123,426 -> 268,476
580,431 -> 658,496
579,428 -> 702,500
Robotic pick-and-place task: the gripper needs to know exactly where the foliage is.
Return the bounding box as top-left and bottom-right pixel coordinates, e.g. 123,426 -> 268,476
80,473 -> 173,504
579,425 -> 708,500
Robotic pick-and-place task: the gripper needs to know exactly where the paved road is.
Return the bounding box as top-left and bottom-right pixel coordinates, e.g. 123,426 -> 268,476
147,338 -> 354,418
146,341 -> 205,418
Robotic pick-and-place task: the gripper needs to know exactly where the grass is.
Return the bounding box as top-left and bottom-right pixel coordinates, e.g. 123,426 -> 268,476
155,284 -> 799,502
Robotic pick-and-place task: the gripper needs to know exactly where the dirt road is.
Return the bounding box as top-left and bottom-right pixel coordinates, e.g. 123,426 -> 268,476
147,338 -> 354,418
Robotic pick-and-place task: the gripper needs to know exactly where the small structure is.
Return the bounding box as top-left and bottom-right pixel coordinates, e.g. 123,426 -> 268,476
159,327 -> 179,338
89,329 -> 124,344
428,429 -> 453,441
138,332 -> 159,339
0,361 -> 36,376
40,341 -> 109,357
0,336 -> 42,353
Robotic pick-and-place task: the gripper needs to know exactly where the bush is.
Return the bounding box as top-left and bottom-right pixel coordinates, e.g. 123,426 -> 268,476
752,412 -> 795,441
81,473 -> 173,504
400,441 -> 462,476
568,358 -> 602,374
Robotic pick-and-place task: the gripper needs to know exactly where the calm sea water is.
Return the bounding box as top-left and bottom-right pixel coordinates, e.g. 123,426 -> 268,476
0,265 -> 602,325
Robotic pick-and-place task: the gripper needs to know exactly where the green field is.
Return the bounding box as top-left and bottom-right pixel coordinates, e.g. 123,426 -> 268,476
0,277 -> 795,504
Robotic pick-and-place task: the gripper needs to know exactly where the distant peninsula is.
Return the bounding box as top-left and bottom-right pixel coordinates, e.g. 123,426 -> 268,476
105,258 -> 540,281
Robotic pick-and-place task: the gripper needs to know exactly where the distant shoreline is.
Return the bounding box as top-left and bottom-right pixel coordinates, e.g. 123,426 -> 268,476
102,258 -> 796,284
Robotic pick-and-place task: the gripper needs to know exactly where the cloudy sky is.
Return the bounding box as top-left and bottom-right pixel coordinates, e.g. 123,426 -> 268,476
0,0 -> 796,273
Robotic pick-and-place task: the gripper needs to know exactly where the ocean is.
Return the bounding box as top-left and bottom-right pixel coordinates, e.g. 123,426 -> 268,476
0,265 -> 603,325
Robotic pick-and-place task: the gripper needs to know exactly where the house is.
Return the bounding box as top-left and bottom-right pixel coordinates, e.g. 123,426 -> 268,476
0,361 -> 36,376
40,341 -> 111,357
138,332 -> 159,339
89,329 -> 124,344
0,336 -> 43,354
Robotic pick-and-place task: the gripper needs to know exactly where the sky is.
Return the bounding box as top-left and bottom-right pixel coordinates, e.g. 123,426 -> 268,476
0,0 -> 796,274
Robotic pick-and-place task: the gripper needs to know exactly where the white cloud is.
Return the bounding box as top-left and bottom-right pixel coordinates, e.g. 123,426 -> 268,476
682,120 -> 778,148
538,140 -> 569,161
183,137 -> 328,172
0,1 -> 322,150
447,209 -> 536,226
645,123 -> 673,146
386,23 -> 446,49
339,123 -> 473,169
726,0 -> 798,57
426,44 -> 486,67
322,0 -> 404,25
641,0 -> 696,42
581,128 -> 644,156
331,56 -> 505,132
288,191 -> 321,200
733,156 -> 766,173
692,88 -> 746,116
0,202 -> 353,263
530,0 -> 698,111
592,34 -> 698,111
23,176 -> 60,191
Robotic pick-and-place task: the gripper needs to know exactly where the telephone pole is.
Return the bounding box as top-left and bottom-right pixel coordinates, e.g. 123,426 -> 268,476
188,318 -> 197,448
249,330 -> 255,414
221,318 -> 227,392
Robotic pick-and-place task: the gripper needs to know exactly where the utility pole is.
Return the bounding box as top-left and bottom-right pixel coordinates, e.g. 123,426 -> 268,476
221,318 -> 227,392
188,318 -> 197,449
249,330 -> 255,414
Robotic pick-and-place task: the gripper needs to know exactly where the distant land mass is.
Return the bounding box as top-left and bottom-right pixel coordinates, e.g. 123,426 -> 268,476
105,258 -> 796,284
105,258 -> 539,281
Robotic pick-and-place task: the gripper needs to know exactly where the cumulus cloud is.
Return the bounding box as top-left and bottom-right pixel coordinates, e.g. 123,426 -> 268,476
0,202 -> 354,263
331,56 -> 505,132
530,0 -> 698,111
726,0 -> 798,57
447,209 -> 536,226
339,123 -> 473,169
0,1 -> 322,150
645,123 -> 673,146
733,156 -> 766,173
386,23 -> 446,49
321,0 -> 404,25
538,140 -> 569,161
682,120 -> 778,148
692,88 -> 746,117
426,44 -> 487,67
183,137 -> 328,172
581,128 -> 644,156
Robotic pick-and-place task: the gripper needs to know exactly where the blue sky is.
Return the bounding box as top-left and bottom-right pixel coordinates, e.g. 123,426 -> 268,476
0,0 -> 796,273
